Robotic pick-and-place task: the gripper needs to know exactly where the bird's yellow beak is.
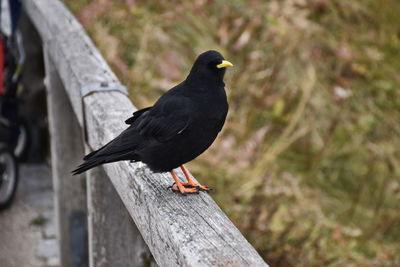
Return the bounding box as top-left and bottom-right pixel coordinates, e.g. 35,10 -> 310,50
217,60 -> 234,69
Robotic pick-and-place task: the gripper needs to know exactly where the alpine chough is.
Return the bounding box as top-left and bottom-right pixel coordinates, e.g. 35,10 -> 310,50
72,50 -> 233,194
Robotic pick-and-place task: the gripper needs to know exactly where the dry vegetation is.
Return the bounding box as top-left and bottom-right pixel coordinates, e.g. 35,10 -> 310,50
63,0 -> 400,265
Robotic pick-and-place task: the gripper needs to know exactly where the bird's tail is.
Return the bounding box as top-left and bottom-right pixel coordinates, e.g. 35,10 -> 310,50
72,127 -> 140,175
72,157 -> 104,175
71,136 -> 116,175
72,143 -> 137,175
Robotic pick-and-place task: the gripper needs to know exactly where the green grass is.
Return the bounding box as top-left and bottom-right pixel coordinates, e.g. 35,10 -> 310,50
63,0 -> 400,265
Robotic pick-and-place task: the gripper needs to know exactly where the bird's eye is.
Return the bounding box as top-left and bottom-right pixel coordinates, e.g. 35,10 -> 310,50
208,60 -> 221,69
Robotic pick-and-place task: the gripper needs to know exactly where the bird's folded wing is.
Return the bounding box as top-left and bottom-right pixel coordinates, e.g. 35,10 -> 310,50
125,107 -> 152,125
135,96 -> 191,143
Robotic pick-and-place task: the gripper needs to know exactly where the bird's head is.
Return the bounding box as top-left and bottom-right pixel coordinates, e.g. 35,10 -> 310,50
186,50 -> 233,87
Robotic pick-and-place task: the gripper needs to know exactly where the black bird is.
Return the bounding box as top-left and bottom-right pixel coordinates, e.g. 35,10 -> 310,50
72,50 -> 233,194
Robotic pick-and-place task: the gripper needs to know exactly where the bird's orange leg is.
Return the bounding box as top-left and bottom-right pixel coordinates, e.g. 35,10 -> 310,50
169,170 -> 199,194
180,165 -> 211,192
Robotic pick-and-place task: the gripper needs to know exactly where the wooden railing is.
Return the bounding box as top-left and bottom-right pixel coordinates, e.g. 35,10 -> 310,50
22,0 -> 268,266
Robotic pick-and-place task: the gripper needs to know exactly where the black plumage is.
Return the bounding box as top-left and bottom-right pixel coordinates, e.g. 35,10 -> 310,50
72,50 -> 232,194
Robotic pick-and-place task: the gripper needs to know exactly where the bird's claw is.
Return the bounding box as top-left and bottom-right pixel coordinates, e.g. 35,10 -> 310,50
169,184 -> 200,195
167,182 -> 176,190
168,181 -> 212,194
198,185 -> 212,192
181,182 -> 211,192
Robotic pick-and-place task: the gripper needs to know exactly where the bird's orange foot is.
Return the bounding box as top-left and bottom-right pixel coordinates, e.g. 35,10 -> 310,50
181,182 -> 212,192
169,184 -> 199,194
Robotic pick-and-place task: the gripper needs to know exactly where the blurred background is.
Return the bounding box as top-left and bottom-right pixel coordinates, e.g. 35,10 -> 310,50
60,0 -> 400,266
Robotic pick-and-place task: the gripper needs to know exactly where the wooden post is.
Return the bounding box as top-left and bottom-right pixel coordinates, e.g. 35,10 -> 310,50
44,53 -> 88,267
87,165 -> 156,267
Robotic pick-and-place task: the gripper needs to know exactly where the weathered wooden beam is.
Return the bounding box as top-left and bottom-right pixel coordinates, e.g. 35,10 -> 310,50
24,0 -> 118,126
87,165 -> 156,267
25,0 -> 268,266
44,53 -> 88,267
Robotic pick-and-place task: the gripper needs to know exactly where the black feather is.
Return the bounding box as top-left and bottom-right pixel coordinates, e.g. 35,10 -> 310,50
73,50 -> 229,174
125,107 -> 152,125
